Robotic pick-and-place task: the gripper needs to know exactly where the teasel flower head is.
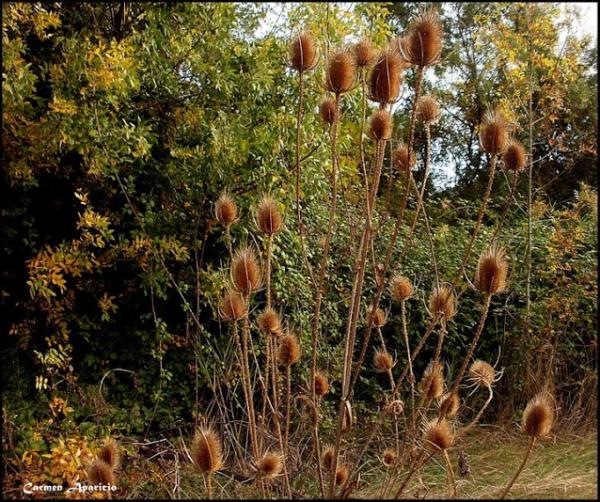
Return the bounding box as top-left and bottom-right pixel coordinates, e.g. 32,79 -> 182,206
382,448 -> 398,467
438,392 -> 460,418
325,48 -> 357,95
428,285 -> 456,322
219,290 -> 247,321
257,195 -> 283,235
479,107 -> 509,155
468,359 -> 497,389
277,332 -> 300,366
422,418 -> 453,453
502,138 -> 527,172
289,31 -> 317,72
257,307 -> 281,336
191,426 -> 224,473
215,192 -> 237,226
369,48 -> 404,105
420,361 -> 444,400
369,109 -> 393,141
97,440 -> 120,471
522,393 -> 554,439
231,246 -> 261,295
373,350 -> 395,373
335,463 -> 349,486
390,274 -> 413,301
319,97 -> 338,125
353,38 -> 377,68
314,371 -> 330,396
383,399 -> 405,417
322,445 -> 335,471
367,304 -> 387,328
402,8 -> 443,67
416,94 -> 441,125
393,143 -> 416,172
257,451 -> 283,479
87,459 -> 115,485
474,244 -> 508,295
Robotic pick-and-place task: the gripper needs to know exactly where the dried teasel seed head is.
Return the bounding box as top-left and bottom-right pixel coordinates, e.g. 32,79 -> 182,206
335,464 -> 349,486
257,451 -> 283,479
231,246 -> 261,295
468,360 -> 496,388
393,143 -> 416,172
97,440 -> 120,471
422,418 -> 453,452
369,109 -> 393,141
522,394 -> 554,439
429,285 -> 456,321
474,244 -> 508,295
369,49 -> 404,105
420,361 -> 444,400
416,94 -> 441,125
277,333 -> 300,366
502,138 -> 527,172
257,308 -> 281,336
322,445 -> 335,471
479,108 -> 509,155
382,448 -> 398,467
87,459 -> 115,485
191,426 -> 224,473
314,371 -> 329,396
257,195 -> 283,235
390,274 -> 413,301
367,304 -> 387,328
373,350 -> 394,373
438,392 -> 460,418
403,8 -> 443,66
383,399 -> 404,417
289,31 -> 317,72
219,290 -> 247,321
326,48 -> 357,94
353,38 -> 377,67
319,97 -> 338,125
215,192 -> 237,226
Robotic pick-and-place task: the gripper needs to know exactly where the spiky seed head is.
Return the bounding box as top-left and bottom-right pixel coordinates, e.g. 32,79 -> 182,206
314,372 -> 329,396
429,286 -> 456,321
369,109 -> 393,141
257,195 -> 283,235
191,426 -> 224,473
326,49 -> 356,94
369,49 -> 404,105
393,143 -> 416,172
416,94 -> 441,125
382,448 -> 398,467
322,445 -> 335,471
479,108 -> 509,155
215,193 -> 237,226
404,9 -> 443,66
522,394 -> 554,439
257,452 -> 283,479
422,418 -> 453,452
468,360 -> 496,388
438,392 -> 460,418
87,459 -> 115,485
373,350 -> 394,373
390,274 -> 413,301
420,361 -> 444,400
257,308 -> 281,336
231,246 -> 261,295
502,139 -> 527,172
219,290 -> 247,321
367,305 -> 387,328
319,97 -> 337,125
335,464 -> 349,486
353,38 -> 377,68
289,32 -> 317,72
97,440 -> 120,471
474,244 -> 508,294
277,333 -> 300,366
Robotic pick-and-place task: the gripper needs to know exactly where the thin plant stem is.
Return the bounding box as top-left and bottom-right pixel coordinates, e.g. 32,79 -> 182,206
401,300 -> 417,438
443,449 -> 457,498
500,436 -> 536,499
491,172 -> 519,244
458,385 -> 493,437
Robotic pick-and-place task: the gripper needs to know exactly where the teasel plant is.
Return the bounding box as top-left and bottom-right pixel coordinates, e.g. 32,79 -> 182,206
214,192 -> 238,261
190,426 -> 224,498
86,440 -> 120,499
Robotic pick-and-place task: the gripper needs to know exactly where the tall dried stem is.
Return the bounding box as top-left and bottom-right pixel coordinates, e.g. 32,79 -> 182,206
500,436 -> 536,499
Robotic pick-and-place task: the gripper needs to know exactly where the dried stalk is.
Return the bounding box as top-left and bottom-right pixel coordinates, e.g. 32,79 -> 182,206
500,436 -> 536,499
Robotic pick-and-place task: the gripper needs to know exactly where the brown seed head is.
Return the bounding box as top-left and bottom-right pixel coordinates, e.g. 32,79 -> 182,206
289,32 -> 317,72
404,9 -> 443,66
390,274 -> 413,301
257,451 -> 283,479
382,448 -> 398,467
277,333 -> 300,366
373,350 -> 394,373
393,143 -> 416,172
322,445 -> 335,471
369,49 -> 404,105
257,195 -> 283,235
367,304 -> 387,328
97,440 -> 120,471
353,38 -> 377,67
319,97 -> 338,125
420,361 -> 444,400
422,418 -> 453,452
428,285 -> 456,321
87,459 -> 115,485
314,371 -> 329,396
219,290 -> 247,321
479,108 -> 509,155
326,49 -> 356,94
474,244 -> 508,294
335,464 -> 349,486
416,94 -> 441,125
522,394 -> 554,439
468,360 -> 496,388
369,109 -> 393,141
231,246 -> 261,295
257,308 -> 281,336
438,392 -> 460,418
502,138 -> 527,172
215,193 -> 237,226
191,426 -> 224,473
